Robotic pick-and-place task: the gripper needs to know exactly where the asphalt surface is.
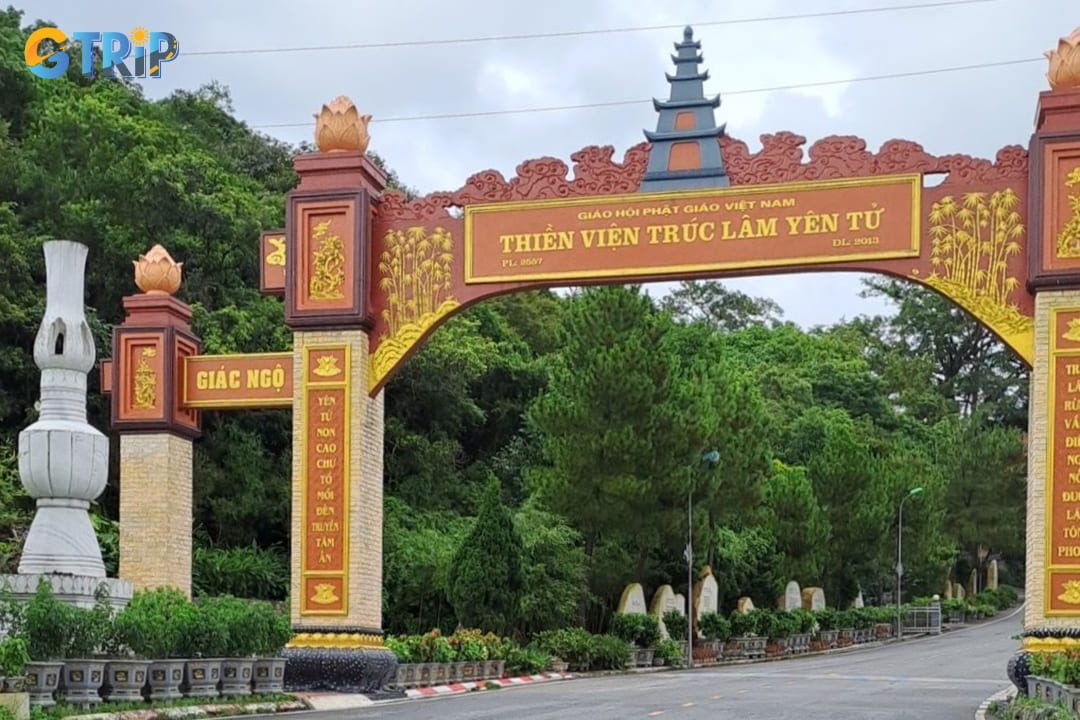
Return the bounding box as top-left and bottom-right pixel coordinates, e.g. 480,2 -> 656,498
281,609 -> 1022,720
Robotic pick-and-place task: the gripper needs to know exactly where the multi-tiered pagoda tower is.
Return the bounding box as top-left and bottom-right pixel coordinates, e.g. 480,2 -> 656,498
640,26 -> 729,192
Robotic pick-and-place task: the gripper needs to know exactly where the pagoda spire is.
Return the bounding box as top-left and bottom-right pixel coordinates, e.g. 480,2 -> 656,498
639,26 -> 729,192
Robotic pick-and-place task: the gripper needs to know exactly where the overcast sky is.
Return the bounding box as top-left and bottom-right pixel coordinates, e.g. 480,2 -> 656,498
17,0 -> 1076,327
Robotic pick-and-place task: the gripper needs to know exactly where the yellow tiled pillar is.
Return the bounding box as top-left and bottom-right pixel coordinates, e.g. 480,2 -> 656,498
288,329 -> 384,633
118,434 -> 193,595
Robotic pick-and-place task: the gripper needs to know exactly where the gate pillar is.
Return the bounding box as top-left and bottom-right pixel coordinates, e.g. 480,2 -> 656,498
278,97 -> 398,695
1013,33 -> 1080,689
109,245 -> 200,596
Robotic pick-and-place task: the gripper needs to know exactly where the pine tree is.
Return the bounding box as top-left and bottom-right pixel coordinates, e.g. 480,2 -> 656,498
447,480 -> 524,634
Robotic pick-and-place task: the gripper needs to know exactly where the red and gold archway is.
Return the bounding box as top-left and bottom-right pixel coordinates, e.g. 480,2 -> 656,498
100,25 -> 1080,694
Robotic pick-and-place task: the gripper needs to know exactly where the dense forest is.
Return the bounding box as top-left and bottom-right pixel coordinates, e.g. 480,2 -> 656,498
0,8 -> 1027,637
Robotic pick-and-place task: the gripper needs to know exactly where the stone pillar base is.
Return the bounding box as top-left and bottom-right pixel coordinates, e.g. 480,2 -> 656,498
282,645 -> 400,698
0,574 -> 132,610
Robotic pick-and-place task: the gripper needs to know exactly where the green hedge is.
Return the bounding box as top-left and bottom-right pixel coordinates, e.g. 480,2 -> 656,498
532,628 -> 630,671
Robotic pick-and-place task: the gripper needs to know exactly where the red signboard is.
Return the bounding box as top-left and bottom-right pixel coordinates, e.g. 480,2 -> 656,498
299,344 -> 350,616
1047,309 -> 1080,614
464,175 -> 920,284
181,353 -> 292,409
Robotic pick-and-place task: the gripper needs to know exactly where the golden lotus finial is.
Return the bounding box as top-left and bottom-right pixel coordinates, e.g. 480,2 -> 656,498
1046,27 -> 1080,90
314,95 -> 371,153
133,244 -> 182,295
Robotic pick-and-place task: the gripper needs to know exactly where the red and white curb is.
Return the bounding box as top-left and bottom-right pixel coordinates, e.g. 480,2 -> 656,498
405,671 -> 572,698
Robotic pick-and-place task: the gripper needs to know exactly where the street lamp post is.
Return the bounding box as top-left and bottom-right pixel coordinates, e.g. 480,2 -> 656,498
896,486 -> 924,641
687,449 -> 719,669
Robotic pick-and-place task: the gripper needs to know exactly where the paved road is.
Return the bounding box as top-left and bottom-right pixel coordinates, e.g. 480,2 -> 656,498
290,610 -> 1022,720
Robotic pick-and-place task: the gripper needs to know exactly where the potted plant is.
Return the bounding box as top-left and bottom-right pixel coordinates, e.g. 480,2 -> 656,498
835,609 -> 856,646
210,596 -> 259,697
60,601 -> 109,708
662,610 -> 688,658
728,610 -> 766,658
176,599 -> 229,698
759,611 -> 788,656
22,581 -> 67,708
813,608 -> 839,649
251,602 -> 290,695
0,636 -> 29,693
698,612 -> 730,656
611,614 -> 659,667
417,630 -> 453,685
113,587 -> 189,701
789,609 -> 814,654
386,637 -> 414,688
481,634 -> 506,680
654,638 -> 682,667
852,608 -> 875,643
453,630 -> 487,682
76,586 -> 145,704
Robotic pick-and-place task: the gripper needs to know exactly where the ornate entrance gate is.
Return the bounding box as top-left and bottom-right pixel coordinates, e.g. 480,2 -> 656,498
100,25 -> 1080,693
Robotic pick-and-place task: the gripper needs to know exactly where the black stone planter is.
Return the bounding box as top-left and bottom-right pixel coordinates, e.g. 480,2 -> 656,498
146,660 -> 184,701
103,660 -> 149,702
24,661 -> 62,707
61,659 -> 106,707
183,659 -> 221,698
221,658 -> 255,697
253,658 -> 286,694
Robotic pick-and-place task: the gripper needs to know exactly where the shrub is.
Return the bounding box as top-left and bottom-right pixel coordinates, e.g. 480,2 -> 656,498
385,636 -> 411,663
533,628 -> 592,669
0,636 -> 28,676
655,638 -> 683,665
23,581 -> 70,661
792,609 -> 815,633
729,610 -> 760,637
813,608 -> 838,631
175,599 -> 230,658
662,610 -> 688,640
192,544 -> 289,601
976,587 -> 1018,611
867,606 -> 896,625
252,601 -> 291,657
0,586 -> 25,638
698,612 -> 730,642
610,614 -> 660,648
114,587 -> 191,659
418,630 -> 455,664
451,629 -> 489,661
504,645 -> 548,675
761,611 -> 800,639
588,634 -> 630,670
941,598 -> 966,614
996,586 -> 1020,608
205,595 -> 267,657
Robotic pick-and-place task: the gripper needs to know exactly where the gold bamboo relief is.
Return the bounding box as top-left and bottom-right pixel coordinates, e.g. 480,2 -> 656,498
1056,167 -> 1080,259
912,189 -> 1033,363
371,226 -> 460,389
